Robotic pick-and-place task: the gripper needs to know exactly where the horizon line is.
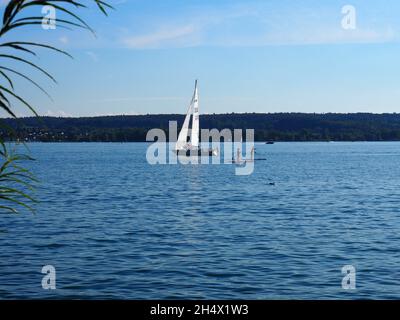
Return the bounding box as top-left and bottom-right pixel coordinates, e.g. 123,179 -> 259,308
2,111 -> 400,119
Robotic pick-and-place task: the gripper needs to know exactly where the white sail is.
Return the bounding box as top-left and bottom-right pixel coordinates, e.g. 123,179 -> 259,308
176,102 -> 192,150
190,80 -> 200,148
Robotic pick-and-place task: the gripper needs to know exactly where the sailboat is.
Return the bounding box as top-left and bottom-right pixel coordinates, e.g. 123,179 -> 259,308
175,80 -> 218,157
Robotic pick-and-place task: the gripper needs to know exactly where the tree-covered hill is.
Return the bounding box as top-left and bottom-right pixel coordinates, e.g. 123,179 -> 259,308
2,113 -> 400,142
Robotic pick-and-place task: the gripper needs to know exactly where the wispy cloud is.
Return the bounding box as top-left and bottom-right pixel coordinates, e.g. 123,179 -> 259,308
119,2 -> 398,49
93,110 -> 141,116
86,51 -> 99,62
260,27 -> 396,46
89,97 -> 186,103
44,110 -> 72,117
122,24 -> 197,49
59,36 -> 69,44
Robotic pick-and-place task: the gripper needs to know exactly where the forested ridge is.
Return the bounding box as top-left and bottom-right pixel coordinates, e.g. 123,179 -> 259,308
2,113 -> 400,142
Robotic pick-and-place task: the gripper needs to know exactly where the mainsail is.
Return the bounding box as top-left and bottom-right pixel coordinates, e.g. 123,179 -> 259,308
176,80 -> 199,150
175,80 -> 217,157
191,80 -> 199,148
176,102 -> 192,150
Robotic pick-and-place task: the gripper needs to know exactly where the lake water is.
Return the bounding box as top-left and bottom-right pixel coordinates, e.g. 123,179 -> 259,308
1,142 -> 400,299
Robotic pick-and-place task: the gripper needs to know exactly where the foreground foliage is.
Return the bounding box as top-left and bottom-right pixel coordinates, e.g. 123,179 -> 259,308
0,0 -> 111,213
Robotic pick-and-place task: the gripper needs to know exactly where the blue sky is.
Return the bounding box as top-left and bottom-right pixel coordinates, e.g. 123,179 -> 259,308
2,0 -> 400,116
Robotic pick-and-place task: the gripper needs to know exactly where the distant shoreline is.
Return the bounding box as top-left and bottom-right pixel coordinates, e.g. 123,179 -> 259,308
5,141 -> 400,144
2,113 -> 400,142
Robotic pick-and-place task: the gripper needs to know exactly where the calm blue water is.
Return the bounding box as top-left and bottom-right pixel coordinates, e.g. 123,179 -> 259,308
1,142 -> 400,299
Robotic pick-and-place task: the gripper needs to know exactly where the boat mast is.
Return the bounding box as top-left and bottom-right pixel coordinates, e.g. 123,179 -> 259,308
190,80 -> 200,148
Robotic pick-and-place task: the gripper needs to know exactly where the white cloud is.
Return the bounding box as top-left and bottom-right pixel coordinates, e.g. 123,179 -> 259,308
89,97 -> 186,103
118,3 -> 398,49
122,24 -> 197,49
44,110 -> 72,117
259,27 -> 396,46
59,36 -> 69,44
86,51 -> 99,62
93,110 -> 141,116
